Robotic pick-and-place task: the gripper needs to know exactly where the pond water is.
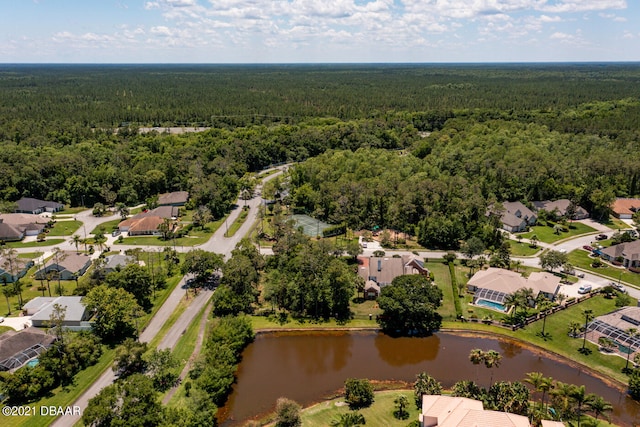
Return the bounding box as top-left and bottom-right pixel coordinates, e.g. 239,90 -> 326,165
219,331 -> 640,426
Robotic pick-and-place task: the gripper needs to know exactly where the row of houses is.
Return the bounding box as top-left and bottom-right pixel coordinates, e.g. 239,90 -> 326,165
492,199 -> 590,233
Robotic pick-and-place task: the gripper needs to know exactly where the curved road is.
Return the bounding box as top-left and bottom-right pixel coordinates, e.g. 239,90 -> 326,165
50,166 -> 286,427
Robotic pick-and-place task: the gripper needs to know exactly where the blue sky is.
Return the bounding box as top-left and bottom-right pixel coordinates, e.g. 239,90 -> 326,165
1,0 -> 637,63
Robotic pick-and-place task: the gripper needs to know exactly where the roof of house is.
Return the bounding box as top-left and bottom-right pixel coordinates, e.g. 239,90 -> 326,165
596,306 -> 640,331
103,254 -> 134,270
128,216 -> 165,233
492,201 -> 536,229
55,252 -> 91,273
0,213 -> 48,226
16,197 -> 63,212
420,395 -> 530,427
357,255 -> 426,286
0,221 -> 24,240
533,199 -> 589,217
600,240 -> 640,262
158,191 -> 189,205
611,198 -> 640,217
364,280 -> 380,293
148,205 -> 179,218
467,267 -> 560,297
0,256 -> 32,274
0,327 -> 55,369
28,296 -> 87,323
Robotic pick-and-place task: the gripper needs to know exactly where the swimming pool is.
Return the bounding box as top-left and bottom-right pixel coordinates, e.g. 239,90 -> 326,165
476,299 -> 507,312
26,358 -> 39,368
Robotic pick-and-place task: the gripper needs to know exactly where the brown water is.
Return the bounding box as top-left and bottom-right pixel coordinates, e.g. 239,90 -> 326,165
220,331 -> 640,426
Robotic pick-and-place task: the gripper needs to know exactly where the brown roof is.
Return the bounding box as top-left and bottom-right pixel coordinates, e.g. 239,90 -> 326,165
600,240 -> 640,262
0,327 -> 55,367
57,252 -> 91,273
611,198 -> 640,216
158,191 -> 189,205
357,255 -> 426,287
0,221 -> 23,240
128,216 -> 164,233
0,213 -> 48,226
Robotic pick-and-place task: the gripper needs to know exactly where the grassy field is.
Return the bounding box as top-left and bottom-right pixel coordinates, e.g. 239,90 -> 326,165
226,208 -> 249,237
299,390 -> 418,427
520,222 -> 597,244
91,218 -> 121,234
4,238 -> 65,248
509,240 -> 541,256
568,249 -> 640,288
46,220 -> 82,236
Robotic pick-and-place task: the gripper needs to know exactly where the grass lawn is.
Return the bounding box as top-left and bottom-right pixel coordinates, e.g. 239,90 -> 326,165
226,208 -> 249,237
601,215 -> 629,231
4,238 -> 65,248
46,220 -> 82,236
116,221 -> 222,247
299,390 -> 419,427
568,250 -> 640,288
519,221 -> 597,244
91,219 -> 121,234
18,252 -> 43,259
509,240 -> 541,256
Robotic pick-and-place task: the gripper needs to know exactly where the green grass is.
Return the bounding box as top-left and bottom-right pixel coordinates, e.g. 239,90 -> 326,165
601,215 -> 629,230
147,295 -> 189,349
519,222 -> 597,244
116,220 -> 224,247
299,390 -> 419,427
508,240 -> 541,256
17,252 -> 43,259
46,220 -> 82,236
60,206 -> 87,214
567,250 -> 640,288
91,219 -> 122,234
226,208 -> 249,237
4,239 -> 65,248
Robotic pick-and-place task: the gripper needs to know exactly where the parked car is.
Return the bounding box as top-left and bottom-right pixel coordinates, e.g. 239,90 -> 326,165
595,234 -> 608,241
0,316 -> 4,323
583,245 -> 594,251
576,272 -> 585,278
610,282 -> 627,293
578,284 -> 592,294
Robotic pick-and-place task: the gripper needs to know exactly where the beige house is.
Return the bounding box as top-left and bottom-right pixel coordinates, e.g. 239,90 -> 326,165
467,267 -> 561,311
600,240 -> 640,270
586,306 -> 640,362
533,199 -> 589,220
489,201 -> 537,233
611,198 -> 640,219
419,395 -> 564,427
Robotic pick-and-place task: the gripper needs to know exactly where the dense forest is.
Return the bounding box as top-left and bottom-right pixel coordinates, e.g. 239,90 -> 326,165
1,64 -> 640,239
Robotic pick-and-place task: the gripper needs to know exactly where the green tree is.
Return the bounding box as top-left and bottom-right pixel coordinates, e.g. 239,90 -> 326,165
83,285 -> 142,342
623,328 -> 638,372
274,397 -> 302,427
580,309 -> 594,354
376,275 -> 443,336
105,263 -> 155,311
539,250 -> 569,272
413,372 -> 443,408
181,249 -> 224,285
344,378 -> 374,409
629,369 -> 640,400
70,234 -> 82,254
586,394 -> 612,422
393,395 -> 409,420
113,338 -> 148,378
145,348 -> 178,392
83,374 -> 162,427
330,412 -> 366,427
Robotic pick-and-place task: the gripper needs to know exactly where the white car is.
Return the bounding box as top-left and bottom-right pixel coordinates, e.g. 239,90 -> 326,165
610,282 -> 627,293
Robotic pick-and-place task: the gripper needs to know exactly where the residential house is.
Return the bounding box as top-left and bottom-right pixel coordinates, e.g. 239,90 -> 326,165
15,197 -> 64,214
489,201 -> 537,233
0,327 -> 55,371
34,252 -> 91,281
611,198 -> 640,219
23,296 -> 91,328
0,220 -> 24,241
600,240 -> 640,269
158,191 -> 189,206
101,254 -> 135,275
118,206 -> 178,235
0,213 -> 48,237
357,255 -> 429,299
532,199 -> 589,220
467,267 -> 561,311
585,306 -> 640,362
0,256 -> 34,283
419,395 -> 564,427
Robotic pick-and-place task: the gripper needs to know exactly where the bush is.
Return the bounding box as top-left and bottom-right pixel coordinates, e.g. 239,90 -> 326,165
274,397 -> 302,427
322,223 -> 346,237
345,378 -> 374,409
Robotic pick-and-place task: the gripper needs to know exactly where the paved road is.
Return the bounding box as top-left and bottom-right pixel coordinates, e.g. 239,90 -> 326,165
50,167 -> 285,427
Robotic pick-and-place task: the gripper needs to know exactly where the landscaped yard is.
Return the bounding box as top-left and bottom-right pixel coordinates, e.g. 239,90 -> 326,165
299,390 -> 419,427
116,220 -> 223,247
568,249 -> 640,288
519,221 -> 597,244
508,240 -> 541,256
91,218 -> 122,234
46,220 -> 82,236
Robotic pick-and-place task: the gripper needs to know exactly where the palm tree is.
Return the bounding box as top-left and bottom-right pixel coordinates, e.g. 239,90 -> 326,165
70,234 -> 82,254
568,321 -> 581,338
580,309 -> 594,354
330,412 -> 366,427
504,293 -> 519,322
1,285 -> 14,315
551,381 -> 575,420
539,375 -> 554,411
537,298 -> 554,339
586,394 -> 612,422
524,372 -> 544,408
394,395 -> 409,420
530,234 -> 539,248
483,349 -> 502,386
469,348 -> 484,382
570,384 -> 589,427
623,328 -> 638,372
51,247 -> 67,296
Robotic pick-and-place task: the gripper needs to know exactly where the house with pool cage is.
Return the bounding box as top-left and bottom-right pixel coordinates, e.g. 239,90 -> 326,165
585,306 -> 640,362
466,267 -> 561,313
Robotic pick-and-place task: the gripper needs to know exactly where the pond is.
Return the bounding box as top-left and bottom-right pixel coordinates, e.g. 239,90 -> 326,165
219,331 -> 640,426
